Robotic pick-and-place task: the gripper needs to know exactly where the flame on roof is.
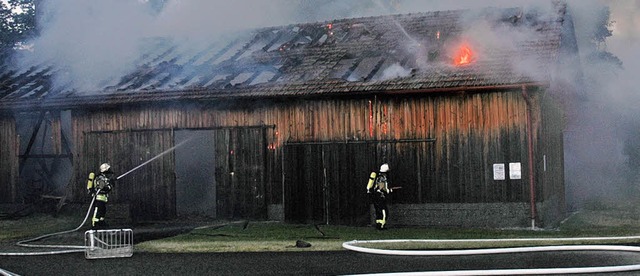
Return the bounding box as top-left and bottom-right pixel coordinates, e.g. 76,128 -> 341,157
453,43 -> 475,66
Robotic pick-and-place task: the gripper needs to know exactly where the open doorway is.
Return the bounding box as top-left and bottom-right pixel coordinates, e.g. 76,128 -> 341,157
174,130 -> 216,218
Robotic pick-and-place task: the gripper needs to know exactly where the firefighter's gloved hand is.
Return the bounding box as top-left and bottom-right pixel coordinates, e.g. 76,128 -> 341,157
87,188 -> 94,196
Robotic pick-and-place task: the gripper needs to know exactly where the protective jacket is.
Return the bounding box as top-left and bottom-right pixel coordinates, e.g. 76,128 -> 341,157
87,171 -> 114,202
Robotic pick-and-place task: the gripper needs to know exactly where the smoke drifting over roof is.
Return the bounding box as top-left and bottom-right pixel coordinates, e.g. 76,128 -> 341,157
17,0 -> 560,92
12,0 -> 640,208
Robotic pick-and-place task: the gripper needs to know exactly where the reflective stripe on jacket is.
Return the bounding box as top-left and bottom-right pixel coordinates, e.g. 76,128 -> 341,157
96,194 -> 108,202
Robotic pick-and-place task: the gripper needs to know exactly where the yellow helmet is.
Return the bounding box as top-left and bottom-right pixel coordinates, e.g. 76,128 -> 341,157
100,163 -> 111,173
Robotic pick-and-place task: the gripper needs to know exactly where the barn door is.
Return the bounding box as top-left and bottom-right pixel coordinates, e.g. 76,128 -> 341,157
283,142 -> 375,226
283,140 -> 434,226
214,127 -> 267,220
83,130 -> 175,221
175,130 -> 216,218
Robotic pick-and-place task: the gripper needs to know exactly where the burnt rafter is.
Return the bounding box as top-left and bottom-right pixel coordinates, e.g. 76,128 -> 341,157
0,71 -> 18,98
1,66 -> 43,99
261,29 -> 285,52
339,57 -> 365,80
202,38 -> 247,66
363,58 -> 386,82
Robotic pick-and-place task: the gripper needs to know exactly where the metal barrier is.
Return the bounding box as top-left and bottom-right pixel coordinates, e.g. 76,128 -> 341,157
84,229 -> 133,259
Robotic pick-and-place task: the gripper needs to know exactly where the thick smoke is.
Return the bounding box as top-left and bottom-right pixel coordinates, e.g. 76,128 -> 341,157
16,0 -> 639,209
20,0 -> 303,92
564,0 -> 640,208
24,0 -> 154,91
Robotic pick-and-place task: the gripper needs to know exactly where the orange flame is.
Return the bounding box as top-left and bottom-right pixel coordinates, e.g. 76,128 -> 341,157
326,23 -> 334,36
453,44 -> 474,66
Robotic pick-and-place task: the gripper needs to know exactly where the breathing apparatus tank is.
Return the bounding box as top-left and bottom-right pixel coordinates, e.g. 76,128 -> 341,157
366,172 -> 377,191
87,172 -> 95,190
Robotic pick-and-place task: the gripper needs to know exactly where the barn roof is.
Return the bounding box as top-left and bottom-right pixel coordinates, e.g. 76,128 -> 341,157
0,3 -> 575,111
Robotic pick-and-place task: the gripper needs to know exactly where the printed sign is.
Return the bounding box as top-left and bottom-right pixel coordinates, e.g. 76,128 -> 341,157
509,162 -> 522,179
493,163 -> 505,180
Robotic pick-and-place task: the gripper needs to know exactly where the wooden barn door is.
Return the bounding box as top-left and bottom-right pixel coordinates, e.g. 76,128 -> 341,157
83,130 -> 176,221
214,127 -> 267,220
283,140 -> 434,226
283,142 -> 376,226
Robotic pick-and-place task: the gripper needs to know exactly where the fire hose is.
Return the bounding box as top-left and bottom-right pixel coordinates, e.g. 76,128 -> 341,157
342,238 -> 640,275
0,190 -> 101,256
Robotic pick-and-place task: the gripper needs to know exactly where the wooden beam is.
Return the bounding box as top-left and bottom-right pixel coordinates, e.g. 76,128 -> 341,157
19,111 -> 45,174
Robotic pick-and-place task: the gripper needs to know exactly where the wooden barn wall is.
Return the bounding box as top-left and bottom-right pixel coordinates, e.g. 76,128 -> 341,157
374,90 -> 533,204
282,90 -> 542,224
68,88 -> 549,222
0,116 -> 18,203
537,92 -> 567,224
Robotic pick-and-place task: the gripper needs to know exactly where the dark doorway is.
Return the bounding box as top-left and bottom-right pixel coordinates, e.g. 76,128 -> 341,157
175,130 -> 216,218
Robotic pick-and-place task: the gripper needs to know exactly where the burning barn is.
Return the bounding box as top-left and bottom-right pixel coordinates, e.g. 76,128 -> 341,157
0,3 -> 582,228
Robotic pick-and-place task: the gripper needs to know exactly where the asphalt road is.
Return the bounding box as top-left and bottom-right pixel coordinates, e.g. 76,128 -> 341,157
2,250 -> 640,275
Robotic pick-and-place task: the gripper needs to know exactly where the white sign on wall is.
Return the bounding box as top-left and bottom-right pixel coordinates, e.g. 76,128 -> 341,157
509,162 -> 522,179
493,163 -> 505,180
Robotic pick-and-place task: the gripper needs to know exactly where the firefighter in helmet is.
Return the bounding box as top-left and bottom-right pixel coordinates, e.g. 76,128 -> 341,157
366,163 -> 393,230
87,163 -> 115,229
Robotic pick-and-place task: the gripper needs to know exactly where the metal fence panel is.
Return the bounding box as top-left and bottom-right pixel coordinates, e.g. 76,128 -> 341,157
84,229 -> 134,259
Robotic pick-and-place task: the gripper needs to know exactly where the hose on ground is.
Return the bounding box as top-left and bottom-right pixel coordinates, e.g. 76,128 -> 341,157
343,238 -> 640,275
0,191 -> 99,256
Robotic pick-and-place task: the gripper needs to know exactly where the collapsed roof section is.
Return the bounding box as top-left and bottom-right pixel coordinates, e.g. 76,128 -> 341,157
0,4 -> 571,110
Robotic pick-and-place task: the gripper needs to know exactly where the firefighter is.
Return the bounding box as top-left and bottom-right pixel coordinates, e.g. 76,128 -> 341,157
367,163 -> 393,230
87,163 -> 115,229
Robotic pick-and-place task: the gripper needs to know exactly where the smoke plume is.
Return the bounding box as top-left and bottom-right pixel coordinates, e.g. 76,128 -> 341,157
564,0 -> 640,208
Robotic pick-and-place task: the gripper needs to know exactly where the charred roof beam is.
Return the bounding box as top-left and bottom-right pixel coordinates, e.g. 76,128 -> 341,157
362,58 -> 386,82
261,29 -> 284,52
1,66 -> 40,99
